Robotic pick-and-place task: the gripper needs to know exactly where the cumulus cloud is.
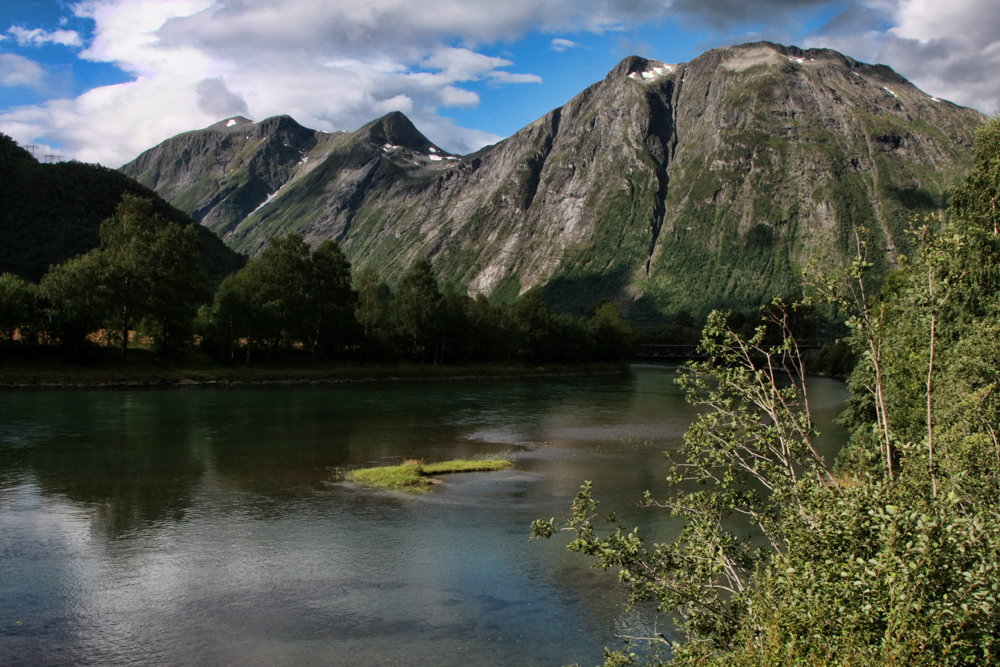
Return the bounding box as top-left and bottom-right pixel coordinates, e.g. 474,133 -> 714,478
668,0 -> 838,31
195,77 -> 248,117
152,0 -> 667,56
372,94 -> 415,115
0,54 -> 47,89
664,0 -> 1000,114
805,0 -> 1000,114
3,0 -> 606,165
550,38 -> 581,52
7,26 -> 83,48
0,0 -> 996,168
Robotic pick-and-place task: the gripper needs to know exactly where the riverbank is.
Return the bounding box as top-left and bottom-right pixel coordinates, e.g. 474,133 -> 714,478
0,349 -> 630,388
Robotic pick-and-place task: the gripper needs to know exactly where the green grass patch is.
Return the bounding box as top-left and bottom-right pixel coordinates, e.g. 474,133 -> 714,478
421,460 -> 512,475
345,458 -> 513,492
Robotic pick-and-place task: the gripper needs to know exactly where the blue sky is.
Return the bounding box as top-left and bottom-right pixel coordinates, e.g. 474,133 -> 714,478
1,0 -> 998,167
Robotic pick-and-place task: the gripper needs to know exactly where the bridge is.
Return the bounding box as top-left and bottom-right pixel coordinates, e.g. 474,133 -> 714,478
632,344 -> 825,361
633,345 -> 708,360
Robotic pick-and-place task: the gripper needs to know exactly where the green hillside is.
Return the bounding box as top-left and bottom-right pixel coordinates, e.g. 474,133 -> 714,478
0,134 -> 244,284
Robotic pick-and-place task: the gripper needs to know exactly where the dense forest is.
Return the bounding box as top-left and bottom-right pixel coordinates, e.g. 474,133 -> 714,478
0,192 -> 636,366
0,134 -> 244,286
534,116 -> 1000,665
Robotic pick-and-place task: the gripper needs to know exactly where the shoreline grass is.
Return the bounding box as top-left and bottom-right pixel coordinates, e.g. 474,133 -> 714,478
345,458 -> 513,492
0,348 -> 630,388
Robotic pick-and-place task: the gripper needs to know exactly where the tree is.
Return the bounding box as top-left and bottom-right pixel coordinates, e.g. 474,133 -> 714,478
300,240 -> 357,360
141,222 -> 208,354
584,301 -> 637,361
353,264 -> 394,359
208,268 -> 264,361
514,288 -> 558,363
439,283 -> 472,363
93,194 -> 209,358
39,251 -> 107,353
674,310 -> 695,329
533,117 -> 1000,666
392,258 -> 444,362
0,273 -> 38,344
255,233 -> 312,353
354,262 -> 394,356
205,234 -> 358,361
467,293 -> 519,362
99,194 -> 168,358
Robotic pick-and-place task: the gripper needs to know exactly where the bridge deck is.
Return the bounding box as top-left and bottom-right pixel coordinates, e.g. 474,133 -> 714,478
632,344 -> 824,361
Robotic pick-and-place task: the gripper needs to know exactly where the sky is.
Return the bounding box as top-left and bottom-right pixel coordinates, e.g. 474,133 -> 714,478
1,0 -> 998,168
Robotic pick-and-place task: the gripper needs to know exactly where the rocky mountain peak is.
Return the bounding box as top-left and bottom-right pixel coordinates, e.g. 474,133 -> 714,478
363,111 -> 441,154
207,115 -> 255,131
610,55 -> 666,79
121,41 -> 987,320
706,41 -> 912,89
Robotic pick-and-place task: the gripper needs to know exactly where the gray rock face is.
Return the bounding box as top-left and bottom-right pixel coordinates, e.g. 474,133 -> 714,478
121,41 -> 986,319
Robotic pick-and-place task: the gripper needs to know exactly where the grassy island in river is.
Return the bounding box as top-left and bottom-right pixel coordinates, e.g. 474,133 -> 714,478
346,459 -> 513,492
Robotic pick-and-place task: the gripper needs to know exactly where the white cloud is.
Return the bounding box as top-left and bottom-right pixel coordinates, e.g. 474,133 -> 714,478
151,0 -> 665,55
439,85 -> 480,107
372,94 -> 414,115
0,54 -> 47,89
489,71 -> 543,84
7,26 -> 83,48
550,38 -> 580,52
195,76 -> 248,117
805,0 -> 1000,114
1,0 -> 996,169
2,0 -> 596,166
421,48 -> 517,82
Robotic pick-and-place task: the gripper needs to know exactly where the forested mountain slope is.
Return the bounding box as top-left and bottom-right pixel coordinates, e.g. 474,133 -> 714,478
0,135 -> 244,284
121,41 -> 987,319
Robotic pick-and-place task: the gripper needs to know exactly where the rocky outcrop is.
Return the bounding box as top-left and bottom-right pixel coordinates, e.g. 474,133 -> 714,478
121,42 -> 986,319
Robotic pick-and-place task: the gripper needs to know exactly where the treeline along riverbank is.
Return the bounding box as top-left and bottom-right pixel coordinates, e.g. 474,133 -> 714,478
0,350 -> 629,388
0,194 -> 637,380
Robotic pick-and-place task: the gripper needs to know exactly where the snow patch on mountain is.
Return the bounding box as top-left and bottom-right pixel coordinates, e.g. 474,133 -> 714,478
629,64 -> 673,81
249,185 -> 286,216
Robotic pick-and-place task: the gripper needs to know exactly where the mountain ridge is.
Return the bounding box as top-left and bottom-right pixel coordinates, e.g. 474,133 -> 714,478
121,41 -> 987,319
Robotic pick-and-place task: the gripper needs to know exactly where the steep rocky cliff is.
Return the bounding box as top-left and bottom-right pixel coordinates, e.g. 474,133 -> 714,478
121,42 -> 986,319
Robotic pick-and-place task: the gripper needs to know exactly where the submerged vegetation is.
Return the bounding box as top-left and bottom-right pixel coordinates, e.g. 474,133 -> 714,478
534,116 -> 1000,666
346,458 -> 513,492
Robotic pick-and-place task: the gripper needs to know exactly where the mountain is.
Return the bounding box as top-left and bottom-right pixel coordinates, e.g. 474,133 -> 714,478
0,134 -> 244,284
121,42 -> 987,319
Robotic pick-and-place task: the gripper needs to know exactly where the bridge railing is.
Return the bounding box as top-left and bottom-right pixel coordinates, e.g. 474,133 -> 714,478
632,345 -> 707,360
632,344 -> 825,361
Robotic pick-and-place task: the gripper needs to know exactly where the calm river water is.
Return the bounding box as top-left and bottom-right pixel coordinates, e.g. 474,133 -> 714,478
0,365 -> 849,666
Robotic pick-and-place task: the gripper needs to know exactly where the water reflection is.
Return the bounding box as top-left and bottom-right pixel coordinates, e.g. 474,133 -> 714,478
0,366 -> 849,666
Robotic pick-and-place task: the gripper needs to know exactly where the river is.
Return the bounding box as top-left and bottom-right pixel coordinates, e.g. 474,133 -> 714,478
0,364 -> 849,666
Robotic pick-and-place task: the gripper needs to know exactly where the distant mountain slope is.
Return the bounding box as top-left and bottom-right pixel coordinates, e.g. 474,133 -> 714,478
0,134 -> 244,284
121,41 -> 986,319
